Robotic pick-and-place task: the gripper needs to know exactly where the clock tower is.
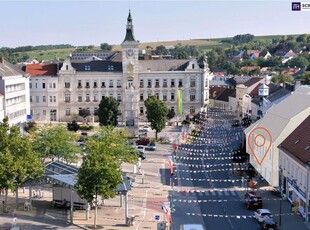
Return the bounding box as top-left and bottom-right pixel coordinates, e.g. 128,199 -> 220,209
121,11 -> 140,136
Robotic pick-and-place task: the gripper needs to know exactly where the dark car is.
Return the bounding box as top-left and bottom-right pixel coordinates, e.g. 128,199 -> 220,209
145,142 -> 156,151
136,138 -> 150,146
244,191 -> 263,209
138,152 -> 146,160
232,119 -> 240,127
232,150 -> 248,163
261,218 -> 278,230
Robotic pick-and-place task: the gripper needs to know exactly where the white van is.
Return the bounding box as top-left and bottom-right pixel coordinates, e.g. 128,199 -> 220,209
181,224 -> 205,230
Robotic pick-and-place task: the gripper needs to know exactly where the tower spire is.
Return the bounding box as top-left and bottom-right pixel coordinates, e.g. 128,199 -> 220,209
122,10 -> 136,43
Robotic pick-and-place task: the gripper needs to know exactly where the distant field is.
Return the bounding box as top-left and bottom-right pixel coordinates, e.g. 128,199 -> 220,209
21,34 -> 300,61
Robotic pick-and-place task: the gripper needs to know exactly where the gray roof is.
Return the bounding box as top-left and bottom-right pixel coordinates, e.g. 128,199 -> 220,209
71,60 -> 122,72
0,58 -> 26,77
139,60 -> 189,71
267,88 -> 291,102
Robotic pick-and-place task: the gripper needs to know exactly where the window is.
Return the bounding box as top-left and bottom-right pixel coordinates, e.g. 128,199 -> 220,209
29,83 -> 32,89
171,92 -> 175,101
140,93 -> 144,101
190,78 -> 196,87
117,80 -> 121,88
30,96 -> 33,103
140,80 -> 144,88
86,94 -> 90,101
65,94 -> 70,102
49,83 -> 52,88
163,94 -> 167,101
43,110 -> 46,116
78,94 -> 82,102
171,107 -> 175,112
171,79 -> 175,87
93,94 -> 98,101
50,96 -> 53,102
53,83 -> 56,88
148,79 -> 152,88
35,96 -> 39,103
178,79 -> 183,87
85,65 -> 91,71
155,92 -> 159,99
140,107 -> 144,114
86,81 -> 90,88
192,64 -> 195,69
190,106 -> 195,114
109,80 -> 113,88
65,82 -> 70,88
66,65 -> 68,70
117,94 -> 121,101
190,93 -> 196,101
155,79 -> 159,87
78,80 -> 82,88
128,80 -> 133,88
42,83 -> 45,89
53,96 -> 56,102
93,81 -> 97,88
43,96 -> 46,102
108,65 -> 114,71
65,108 -> 71,116
163,79 -> 167,87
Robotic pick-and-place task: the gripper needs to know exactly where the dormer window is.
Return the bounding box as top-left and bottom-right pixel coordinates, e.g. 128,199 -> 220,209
85,65 -> 91,71
108,65 -> 114,71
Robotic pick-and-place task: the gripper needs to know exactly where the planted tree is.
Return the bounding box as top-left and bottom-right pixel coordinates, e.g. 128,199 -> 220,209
144,96 -> 168,139
32,125 -> 80,163
76,126 -> 137,224
0,117 -> 44,212
98,96 -> 119,126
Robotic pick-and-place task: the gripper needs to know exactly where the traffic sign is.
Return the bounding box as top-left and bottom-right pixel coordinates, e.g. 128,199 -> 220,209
155,215 -> 160,221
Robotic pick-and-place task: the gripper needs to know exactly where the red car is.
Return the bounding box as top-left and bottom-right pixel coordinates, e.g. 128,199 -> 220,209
136,138 -> 150,146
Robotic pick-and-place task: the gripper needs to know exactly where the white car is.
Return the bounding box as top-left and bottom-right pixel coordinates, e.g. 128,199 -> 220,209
254,209 -> 273,222
142,125 -> 150,132
136,145 -> 145,153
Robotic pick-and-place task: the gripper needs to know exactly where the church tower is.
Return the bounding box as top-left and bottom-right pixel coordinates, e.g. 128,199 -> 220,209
121,11 -> 140,136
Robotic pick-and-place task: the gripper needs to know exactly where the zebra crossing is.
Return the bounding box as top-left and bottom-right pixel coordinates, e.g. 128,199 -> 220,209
174,189 -> 240,198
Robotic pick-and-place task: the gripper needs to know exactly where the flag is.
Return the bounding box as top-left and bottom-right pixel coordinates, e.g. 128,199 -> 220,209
177,89 -> 183,116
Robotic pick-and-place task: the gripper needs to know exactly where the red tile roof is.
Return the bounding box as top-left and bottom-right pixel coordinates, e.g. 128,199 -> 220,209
243,77 -> 263,87
25,64 -> 57,76
250,82 -> 280,97
279,115 -> 310,165
209,87 -> 226,99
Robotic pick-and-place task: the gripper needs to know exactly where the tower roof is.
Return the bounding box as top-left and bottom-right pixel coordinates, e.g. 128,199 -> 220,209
122,10 -> 137,43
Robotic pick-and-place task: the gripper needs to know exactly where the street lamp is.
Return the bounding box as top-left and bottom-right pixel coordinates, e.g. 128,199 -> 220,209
94,185 -> 100,228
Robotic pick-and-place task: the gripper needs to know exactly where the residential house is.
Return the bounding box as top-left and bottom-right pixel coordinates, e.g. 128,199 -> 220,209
0,57 -> 30,127
209,87 -> 226,108
259,50 -> 272,60
245,86 -> 310,188
278,115 -> 310,220
246,50 -> 261,60
209,76 -> 236,89
213,88 -> 236,110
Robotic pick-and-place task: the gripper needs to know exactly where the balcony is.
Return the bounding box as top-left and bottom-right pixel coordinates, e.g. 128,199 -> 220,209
101,85 -> 106,88
77,86 -> 82,89
93,100 -> 98,102
109,86 -> 113,88
85,86 -> 90,89
117,86 -> 122,88
147,85 -> 152,88
85,100 -> 90,102
178,85 -> 183,88
163,85 -> 168,88
155,85 -> 160,88
64,100 -> 70,103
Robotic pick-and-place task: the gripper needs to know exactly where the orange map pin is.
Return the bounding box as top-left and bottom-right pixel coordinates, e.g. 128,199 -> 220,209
248,127 -> 272,166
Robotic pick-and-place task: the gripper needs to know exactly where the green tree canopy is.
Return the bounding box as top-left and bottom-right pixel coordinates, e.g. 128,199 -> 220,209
76,126 -> 136,203
296,71 -> 310,85
100,43 -> 112,51
144,96 -> 168,139
32,125 -> 80,163
98,96 -> 119,126
271,74 -> 293,84
0,117 -> 44,211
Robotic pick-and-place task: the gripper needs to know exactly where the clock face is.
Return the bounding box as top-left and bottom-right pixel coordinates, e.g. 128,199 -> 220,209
127,49 -> 134,57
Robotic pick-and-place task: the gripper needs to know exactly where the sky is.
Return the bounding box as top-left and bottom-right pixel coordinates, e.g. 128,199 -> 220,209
0,0 -> 309,48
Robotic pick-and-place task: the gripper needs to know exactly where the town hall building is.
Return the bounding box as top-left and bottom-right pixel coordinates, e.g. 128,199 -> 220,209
25,12 -> 211,135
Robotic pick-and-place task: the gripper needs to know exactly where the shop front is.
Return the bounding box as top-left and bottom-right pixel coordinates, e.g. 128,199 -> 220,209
287,178 -> 306,219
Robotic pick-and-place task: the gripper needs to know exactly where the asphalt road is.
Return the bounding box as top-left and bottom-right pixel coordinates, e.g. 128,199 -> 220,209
171,109 -> 261,230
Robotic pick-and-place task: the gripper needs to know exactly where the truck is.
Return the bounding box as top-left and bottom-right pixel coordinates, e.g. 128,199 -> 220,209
52,185 -> 102,209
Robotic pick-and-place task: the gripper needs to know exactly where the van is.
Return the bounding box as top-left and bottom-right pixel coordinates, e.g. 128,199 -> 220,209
181,224 -> 205,230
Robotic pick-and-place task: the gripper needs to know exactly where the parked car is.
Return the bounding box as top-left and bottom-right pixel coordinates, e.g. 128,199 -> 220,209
232,119 -> 240,127
138,152 -> 146,160
244,191 -> 263,209
136,145 -> 145,153
261,218 -> 278,230
136,138 -> 150,146
145,142 -> 156,151
142,125 -> 150,132
254,209 -> 273,222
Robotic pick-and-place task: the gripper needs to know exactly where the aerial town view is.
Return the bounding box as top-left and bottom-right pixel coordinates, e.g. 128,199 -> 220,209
0,1 -> 310,230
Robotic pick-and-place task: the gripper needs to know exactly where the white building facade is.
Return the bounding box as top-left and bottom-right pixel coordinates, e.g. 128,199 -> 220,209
26,12 -> 211,130
0,57 -> 30,127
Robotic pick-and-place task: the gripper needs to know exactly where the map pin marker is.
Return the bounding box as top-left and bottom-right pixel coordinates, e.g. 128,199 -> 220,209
248,127 -> 272,166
